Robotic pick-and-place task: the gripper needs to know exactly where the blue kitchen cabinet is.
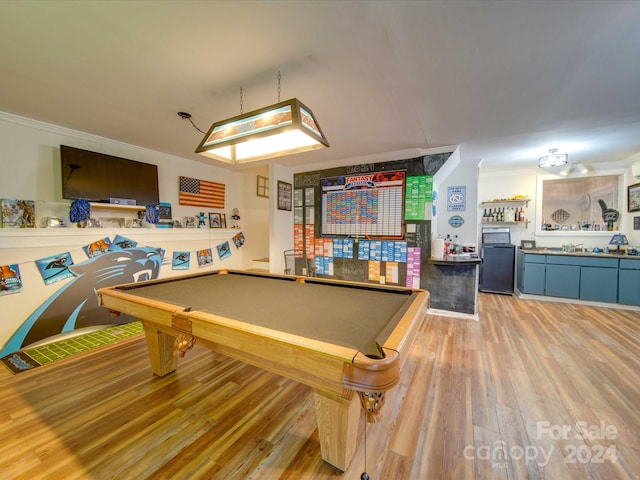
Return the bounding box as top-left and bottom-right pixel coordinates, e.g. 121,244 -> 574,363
516,252 -> 638,305
618,259 -> 640,306
520,254 -> 546,295
580,267 -> 618,302
545,262 -> 580,299
578,257 -> 618,303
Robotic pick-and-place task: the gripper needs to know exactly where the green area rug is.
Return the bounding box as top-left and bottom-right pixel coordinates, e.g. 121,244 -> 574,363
1,322 -> 143,374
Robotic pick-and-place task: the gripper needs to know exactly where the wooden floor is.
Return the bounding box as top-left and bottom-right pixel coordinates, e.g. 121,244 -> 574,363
1,293 -> 639,480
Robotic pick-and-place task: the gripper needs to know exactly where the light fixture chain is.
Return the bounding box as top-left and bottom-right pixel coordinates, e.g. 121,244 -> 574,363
240,87 -> 244,114
277,70 -> 281,102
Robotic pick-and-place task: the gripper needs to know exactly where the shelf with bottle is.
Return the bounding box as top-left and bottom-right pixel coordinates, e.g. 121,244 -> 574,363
480,205 -> 529,228
479,197 -> 531,207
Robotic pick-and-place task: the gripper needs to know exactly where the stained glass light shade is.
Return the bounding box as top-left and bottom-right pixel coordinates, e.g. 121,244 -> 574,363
196,98 -> 329,165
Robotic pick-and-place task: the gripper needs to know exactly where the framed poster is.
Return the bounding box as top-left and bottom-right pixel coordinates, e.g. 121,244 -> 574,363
447,185 -> 466,211
320,170 -> 406,238
628,182 -> 640,212
278,181 -> 292,211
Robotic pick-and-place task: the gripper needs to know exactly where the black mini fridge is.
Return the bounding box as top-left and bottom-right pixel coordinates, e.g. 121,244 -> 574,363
479,228 -> 515,294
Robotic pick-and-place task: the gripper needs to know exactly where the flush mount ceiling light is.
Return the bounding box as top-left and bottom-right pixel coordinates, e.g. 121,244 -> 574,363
187,72 -> 328,165
539,148 -> 568,168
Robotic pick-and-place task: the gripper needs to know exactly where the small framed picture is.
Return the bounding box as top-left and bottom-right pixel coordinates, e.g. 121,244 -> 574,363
184,216 -> 196,228
1,199 -> 35,228
277,180 -> 292,211
158,202 -> 172,220
257,175 -> 269,198
209,212 -> 226,228
628,182 -> 640,212
521,240 -> 536,250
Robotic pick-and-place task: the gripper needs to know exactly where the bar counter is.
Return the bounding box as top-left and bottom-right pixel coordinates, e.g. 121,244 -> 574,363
425,256 -> 481,316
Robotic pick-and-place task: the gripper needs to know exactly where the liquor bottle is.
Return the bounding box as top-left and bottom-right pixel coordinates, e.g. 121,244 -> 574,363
519,207 -> 525,222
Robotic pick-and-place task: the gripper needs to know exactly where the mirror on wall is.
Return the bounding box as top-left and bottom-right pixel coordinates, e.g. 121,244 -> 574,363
541,175 -> 621,232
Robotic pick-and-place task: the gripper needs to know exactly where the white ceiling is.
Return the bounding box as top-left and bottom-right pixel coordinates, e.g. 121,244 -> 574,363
1,0 -> 640,172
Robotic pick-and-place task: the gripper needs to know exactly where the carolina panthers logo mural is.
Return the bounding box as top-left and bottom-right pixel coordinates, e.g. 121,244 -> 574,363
0,247 -> 163,357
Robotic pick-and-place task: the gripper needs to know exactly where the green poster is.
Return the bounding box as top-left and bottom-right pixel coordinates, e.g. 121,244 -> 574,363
404,175 -> 433,220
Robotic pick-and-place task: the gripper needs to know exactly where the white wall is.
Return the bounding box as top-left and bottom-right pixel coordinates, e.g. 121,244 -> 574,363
434,159 -> 480,248
269,163 -> 294,275
239,165 -> 270,270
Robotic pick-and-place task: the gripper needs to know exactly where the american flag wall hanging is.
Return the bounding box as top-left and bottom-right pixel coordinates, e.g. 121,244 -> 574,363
179,176 -> 225,209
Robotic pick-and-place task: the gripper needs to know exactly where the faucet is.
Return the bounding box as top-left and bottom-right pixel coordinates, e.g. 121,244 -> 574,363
570,243 -> 584,252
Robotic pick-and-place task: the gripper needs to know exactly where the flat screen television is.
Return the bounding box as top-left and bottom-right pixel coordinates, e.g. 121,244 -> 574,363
60,145 -> 160,205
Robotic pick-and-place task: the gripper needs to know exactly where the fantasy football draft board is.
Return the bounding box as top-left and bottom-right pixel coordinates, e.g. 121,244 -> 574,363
320,171 -> 405,238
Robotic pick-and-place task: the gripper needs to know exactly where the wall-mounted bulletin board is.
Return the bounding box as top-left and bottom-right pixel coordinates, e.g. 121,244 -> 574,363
320,170 -> 406,238
293,152 -> 451,288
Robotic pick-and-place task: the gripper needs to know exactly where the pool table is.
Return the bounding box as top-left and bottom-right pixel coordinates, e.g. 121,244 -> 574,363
98,269 -> 428,471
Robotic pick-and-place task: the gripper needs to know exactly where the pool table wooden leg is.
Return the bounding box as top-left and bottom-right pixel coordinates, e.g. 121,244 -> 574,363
143,325 -> 178,376
312,389 -> 362,472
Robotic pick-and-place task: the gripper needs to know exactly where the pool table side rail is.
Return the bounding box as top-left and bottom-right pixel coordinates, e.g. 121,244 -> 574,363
382,289 -> 429,363
186,311 -> 355,396
110,268 -> 421,294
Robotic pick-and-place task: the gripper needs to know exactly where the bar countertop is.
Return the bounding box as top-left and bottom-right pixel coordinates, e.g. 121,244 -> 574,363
428,255 -> 482,266
521,248 -> 639,260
